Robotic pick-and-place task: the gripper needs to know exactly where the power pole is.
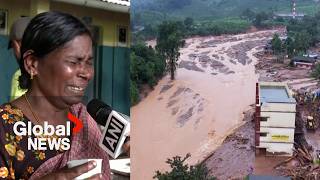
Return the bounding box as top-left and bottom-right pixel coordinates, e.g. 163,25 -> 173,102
292,0 -> 296,19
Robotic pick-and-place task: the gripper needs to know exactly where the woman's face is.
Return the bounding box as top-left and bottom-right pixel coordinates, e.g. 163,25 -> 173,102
35,34 -> 94,108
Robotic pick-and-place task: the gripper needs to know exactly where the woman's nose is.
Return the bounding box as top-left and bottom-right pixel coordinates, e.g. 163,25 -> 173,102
78,63 -> 94,81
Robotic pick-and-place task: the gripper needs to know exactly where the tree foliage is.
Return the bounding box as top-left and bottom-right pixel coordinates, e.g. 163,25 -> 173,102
156,21 -> 185,80
271,34 -> 283,55
130,43 -> 166,105
241,8 -> 255,21
312,64 -> 320,80
286,14 -> 320,55
154,153 -> 216,180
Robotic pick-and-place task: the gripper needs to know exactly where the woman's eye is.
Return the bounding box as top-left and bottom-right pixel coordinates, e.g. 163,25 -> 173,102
68,60 -> 78,65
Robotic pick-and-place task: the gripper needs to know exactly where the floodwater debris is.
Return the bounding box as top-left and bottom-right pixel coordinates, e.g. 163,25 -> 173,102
179,61 -> 204,72
177,107 -> 194,127
160,84 -> 174,94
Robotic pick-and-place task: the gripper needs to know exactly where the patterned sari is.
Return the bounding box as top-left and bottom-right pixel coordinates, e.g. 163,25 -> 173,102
0,103 -> 111,179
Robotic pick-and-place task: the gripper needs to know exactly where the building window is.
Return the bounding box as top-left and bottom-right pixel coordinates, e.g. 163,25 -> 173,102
260,132 -> 267,137
118,26 -> 127,46
261,117 -> 268,122
0,9 -> 8,35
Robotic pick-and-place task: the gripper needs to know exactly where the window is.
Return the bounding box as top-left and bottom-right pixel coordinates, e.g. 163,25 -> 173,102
260,132 -> 267,137
118,26 -> 128,46
0,9 -> 8,35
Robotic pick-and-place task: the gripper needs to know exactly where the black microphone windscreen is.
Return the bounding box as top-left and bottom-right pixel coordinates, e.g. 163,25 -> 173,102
87,99 -> 112,126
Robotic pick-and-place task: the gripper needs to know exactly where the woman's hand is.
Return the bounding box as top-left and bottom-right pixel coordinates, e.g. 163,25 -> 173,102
40,161 -> 102,180
123,140 -> 130,156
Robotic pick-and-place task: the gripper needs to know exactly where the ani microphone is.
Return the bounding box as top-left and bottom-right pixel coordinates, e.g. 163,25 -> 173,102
87,99 -> 130,159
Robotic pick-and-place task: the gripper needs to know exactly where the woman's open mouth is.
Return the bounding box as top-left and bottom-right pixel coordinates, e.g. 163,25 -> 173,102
67,85 -> 86,94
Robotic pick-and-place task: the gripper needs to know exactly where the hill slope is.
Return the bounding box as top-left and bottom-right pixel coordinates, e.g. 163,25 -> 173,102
132,0 -> 320,26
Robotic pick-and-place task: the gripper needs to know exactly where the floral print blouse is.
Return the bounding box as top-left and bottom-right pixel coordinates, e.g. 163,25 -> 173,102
0,104 -> 65,179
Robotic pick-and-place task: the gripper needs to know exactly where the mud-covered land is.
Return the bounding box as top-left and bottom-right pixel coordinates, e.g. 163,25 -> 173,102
203,109 -> 255,179
132,30 -> 281,180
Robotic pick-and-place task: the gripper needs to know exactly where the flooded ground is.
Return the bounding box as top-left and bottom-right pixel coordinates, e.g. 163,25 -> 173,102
131,30 -> 280,179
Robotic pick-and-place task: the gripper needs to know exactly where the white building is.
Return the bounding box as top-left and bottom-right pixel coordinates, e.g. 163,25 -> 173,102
255,82 -> 296,156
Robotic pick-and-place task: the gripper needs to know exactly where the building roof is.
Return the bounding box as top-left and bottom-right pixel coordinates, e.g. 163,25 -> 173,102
52,0 -> 130,13
275,13 -> 305,17
259,83 -> 296,104
292,56 -> 316,63
248,175 -> 290,180
101,0 -> 130,7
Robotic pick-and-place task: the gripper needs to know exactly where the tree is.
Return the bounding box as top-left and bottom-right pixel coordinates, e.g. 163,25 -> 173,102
312,64 -> 320,80
285,37 -> 295,58
241,8 -> 255,21
154,153 -> 216,180
130,79 -> 139,105
253,11 -> 269,28
156,21 -> 185,80
271,34 -> 283,55
184,17 -> 194,30
294,31 -> 311,54
130,44 -> 166,105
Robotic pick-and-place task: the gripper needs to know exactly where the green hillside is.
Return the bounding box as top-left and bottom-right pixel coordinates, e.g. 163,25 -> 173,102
132,0 -> 320,26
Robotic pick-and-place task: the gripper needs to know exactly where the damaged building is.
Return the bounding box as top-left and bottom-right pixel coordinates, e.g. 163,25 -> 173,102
255,82 -> 296,156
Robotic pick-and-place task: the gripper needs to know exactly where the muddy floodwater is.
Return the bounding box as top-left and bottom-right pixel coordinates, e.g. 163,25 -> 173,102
131,30 -> 279,179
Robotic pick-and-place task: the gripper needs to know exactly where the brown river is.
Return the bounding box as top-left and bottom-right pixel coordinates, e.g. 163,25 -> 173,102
131,30 -> 279,179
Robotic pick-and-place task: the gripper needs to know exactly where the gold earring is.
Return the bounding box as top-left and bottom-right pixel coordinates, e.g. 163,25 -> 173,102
30,72 -> 33,80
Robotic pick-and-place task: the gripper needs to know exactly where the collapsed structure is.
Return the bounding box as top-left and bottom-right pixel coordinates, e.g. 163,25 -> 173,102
255,82 -> 296,156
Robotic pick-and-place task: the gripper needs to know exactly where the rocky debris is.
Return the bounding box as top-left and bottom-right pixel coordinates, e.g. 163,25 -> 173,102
170,87 -> 186,99
203,109 -> 255,179
212,54 -> 219,59
199,55 -> 211,68
179,61 -> 205,72
210,60 -> 225,69
177,107 -> 194,127
226,40 -> 264,65
274,144 -> 320,179
160,84 -> 174,94
188,54 -> 198,61
167,87 -> 206,127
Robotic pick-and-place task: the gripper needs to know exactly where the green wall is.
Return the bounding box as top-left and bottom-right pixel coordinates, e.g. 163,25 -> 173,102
0,35 -> 19,103
99,46 -> 130,115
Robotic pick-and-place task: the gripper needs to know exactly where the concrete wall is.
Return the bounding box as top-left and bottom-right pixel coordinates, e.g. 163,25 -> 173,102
261,102 -> 296,112
50,1 -> 130,47
260,112 -> 296,128
260,127 -> 295,143
259,142 -> 294,156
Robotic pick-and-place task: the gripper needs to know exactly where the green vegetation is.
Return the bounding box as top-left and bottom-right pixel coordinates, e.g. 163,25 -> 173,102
287,13 -> 320,46
132,0 -> 319,27
312,64 -> 320,80
154,153 -> 216,180
192,18 -> 251,36
271,34 -> 283,55
130,43 -> 166,105
156,21 -> 185,80
269,12 -> 320,60
133,17 -> 251,43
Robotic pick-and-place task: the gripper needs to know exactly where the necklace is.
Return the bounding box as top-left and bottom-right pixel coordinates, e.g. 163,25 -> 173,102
23,94 -> 61,139
24,94 -> 42,125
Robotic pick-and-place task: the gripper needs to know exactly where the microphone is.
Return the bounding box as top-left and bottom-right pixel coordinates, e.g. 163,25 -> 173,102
87,99 -> 130,159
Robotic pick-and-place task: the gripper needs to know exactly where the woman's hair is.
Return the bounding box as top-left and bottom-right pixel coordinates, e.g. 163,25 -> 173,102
19,11 -> 92,89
